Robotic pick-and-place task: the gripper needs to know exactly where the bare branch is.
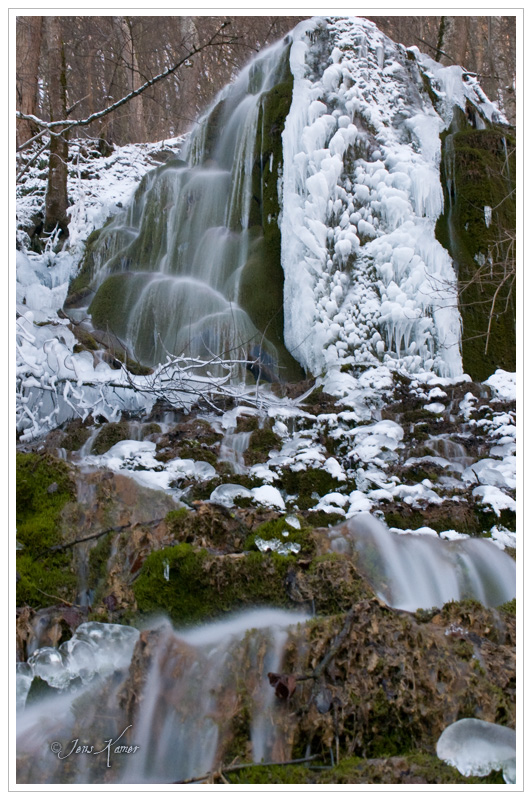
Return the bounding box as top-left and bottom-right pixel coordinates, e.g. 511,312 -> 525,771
16,22 -> 236,140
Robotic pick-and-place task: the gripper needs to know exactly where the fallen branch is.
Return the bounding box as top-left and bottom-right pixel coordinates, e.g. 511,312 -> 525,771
35,518 -> 164,560
173,754 -> 319,784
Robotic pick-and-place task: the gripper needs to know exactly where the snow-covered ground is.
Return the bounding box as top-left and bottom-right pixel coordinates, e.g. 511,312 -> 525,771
15,17 -> 516,553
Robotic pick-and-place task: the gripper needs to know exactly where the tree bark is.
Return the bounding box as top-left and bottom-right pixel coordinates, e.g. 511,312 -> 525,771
43,16 -> 69,238
16,16 -> 43,147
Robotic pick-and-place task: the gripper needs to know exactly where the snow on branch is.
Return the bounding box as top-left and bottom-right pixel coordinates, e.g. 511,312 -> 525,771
16,22 -> 236,147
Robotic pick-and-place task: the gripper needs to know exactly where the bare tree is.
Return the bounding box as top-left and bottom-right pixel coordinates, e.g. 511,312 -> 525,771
16,18 -> 239,240
16,16 -> 43,147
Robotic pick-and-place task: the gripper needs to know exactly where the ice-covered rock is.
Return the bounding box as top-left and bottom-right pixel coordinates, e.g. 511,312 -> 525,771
436,718 -> 516,784
209,484 -> 254,507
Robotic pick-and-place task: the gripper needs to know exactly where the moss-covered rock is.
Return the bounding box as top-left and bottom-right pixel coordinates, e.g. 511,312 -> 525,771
91,421 -> 130,455
245,514 -> 315,556
436,112 -> 515,379
133,544 -> 297,624
16,453 -> 78,608
244,426 -> 282,466
276,466 -> 344,510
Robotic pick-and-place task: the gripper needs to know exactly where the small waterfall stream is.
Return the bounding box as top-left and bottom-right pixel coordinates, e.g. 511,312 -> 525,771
16,610 -> 309,784
328,514 -> 516,612
219,429 -> 252,474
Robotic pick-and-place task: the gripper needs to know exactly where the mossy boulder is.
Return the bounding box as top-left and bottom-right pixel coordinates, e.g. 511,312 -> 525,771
91,421 -> 130,455
436,112 -> 515,380
16,453 -> 78,608
133,544 -> 298,625
276,466 -> 344,510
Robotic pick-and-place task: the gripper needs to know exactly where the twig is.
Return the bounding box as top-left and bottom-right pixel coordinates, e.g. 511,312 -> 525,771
34,588 -> 76,607
173,754 -> 319,784
34,519 -> 163,560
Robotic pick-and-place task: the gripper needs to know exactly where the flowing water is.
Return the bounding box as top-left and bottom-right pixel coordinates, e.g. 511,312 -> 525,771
16,610 -> 309,784
219,429 -> 252,474
328,514 -> 515,612
82,39 -> 298,382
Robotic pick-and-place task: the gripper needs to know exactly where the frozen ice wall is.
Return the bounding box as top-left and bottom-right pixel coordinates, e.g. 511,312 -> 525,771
281,17 -> 468,378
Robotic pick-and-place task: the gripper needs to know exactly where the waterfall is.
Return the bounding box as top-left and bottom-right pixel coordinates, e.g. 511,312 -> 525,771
16,611 -> 309,784
328,514 -> 516,612
79,38 -> 300,382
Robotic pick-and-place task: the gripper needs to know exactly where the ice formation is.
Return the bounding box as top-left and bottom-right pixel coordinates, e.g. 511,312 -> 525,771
436,718 -> 516,784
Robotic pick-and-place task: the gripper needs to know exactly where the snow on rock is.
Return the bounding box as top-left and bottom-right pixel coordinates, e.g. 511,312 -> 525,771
251,485 -> 286,510
282,16 -> 466,380
424,402 -> 446,415
484,370 -> 516,402
472,485 -> 516,517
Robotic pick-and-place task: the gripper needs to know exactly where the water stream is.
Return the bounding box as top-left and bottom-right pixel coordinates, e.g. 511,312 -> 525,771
16,610 -> 309,784
328,514 -> 515,612
81,38 -> 297,381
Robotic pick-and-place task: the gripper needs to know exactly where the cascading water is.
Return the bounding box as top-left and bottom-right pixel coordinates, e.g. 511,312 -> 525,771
65,15 -> 503,386
327,513 -> 515,612
76,38 -> 301,382
16,611 -> 309,784
219,429 -> 252,474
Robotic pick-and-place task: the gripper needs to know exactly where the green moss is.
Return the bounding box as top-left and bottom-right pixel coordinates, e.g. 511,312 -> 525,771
65,228 -> 102,306
304,510 -> 345,528
165,507 -> 190,529
245,515 -> 314,556
436,116 -> 516,379
16,453 -> 75,551
402,407 -> 440,423
498,597 -> 516,616
245,427 -> 282,465
319,753 -> 505,784
277,467 -> 343,511
87,273 -> 132,336
141,423 -> 162,438
228,764 -> 312,784
236,47 -> 304,383
61,420 -> 92,452
87,533 -> 113,605
178,441 -> 218,466
91,421 -> 130,455
133,544 -> 296,624
16,453 -> 78,607
70,326 -> 99,352
307,553 -> 374,614
235,415 -> 259,433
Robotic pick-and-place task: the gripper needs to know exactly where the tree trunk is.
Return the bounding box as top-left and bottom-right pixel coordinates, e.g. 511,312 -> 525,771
16,16 -> 43,147
43,16 -> 69,238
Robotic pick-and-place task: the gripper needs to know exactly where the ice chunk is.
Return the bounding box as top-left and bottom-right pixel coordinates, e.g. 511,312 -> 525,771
255,537 -> 301,556
285,515 -> 301,530
210,483 -> 253,507
16,663 -> 33,710
436,718 -> 516,784
70,621 -> 139,674
27,647 -> 71,690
